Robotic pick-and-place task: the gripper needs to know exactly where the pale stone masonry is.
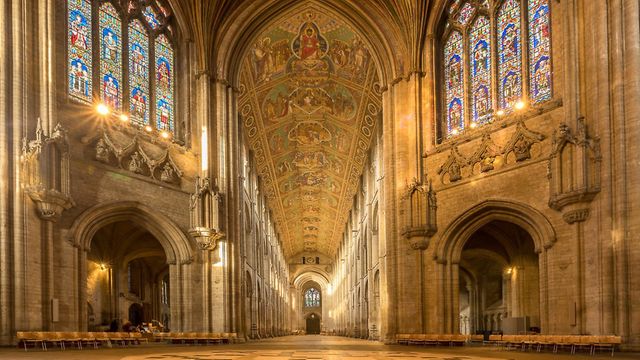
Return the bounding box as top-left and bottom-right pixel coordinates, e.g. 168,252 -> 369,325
0,0 -> 638,352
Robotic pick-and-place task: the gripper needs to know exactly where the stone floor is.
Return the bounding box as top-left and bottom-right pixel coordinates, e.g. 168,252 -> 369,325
0,335 -> 637,360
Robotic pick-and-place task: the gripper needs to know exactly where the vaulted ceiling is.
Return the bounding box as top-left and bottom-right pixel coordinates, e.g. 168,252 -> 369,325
238,6 -> 382,258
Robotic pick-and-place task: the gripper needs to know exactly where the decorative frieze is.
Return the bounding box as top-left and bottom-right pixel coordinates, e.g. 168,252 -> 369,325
84,129 -> 183,185
502,120 -> 546,163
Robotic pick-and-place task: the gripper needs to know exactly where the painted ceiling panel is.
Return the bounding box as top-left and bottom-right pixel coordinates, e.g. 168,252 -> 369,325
239,8 -> 381,258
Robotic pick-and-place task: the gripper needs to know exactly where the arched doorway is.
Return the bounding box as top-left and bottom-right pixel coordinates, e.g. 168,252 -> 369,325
70,201 -> 194,332
436,200 -> 555,335
306,313 -> 321,334
458,220 -> 540,335
86,220 -> 169,331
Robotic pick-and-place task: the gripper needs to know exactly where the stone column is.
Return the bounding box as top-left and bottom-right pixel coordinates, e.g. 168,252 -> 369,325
0,0 -> 11,344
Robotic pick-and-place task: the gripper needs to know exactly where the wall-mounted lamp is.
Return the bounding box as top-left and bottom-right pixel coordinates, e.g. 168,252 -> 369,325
96,103 -> 110,116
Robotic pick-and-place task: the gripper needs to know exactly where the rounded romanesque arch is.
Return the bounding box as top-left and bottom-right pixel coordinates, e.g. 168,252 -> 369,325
69,201 -> 194,265
435,199 -> 556,264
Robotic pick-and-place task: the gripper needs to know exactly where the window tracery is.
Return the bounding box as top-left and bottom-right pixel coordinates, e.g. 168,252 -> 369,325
441,0 -> 552,140
67,0 -> 175,134
304,288 -> 321,307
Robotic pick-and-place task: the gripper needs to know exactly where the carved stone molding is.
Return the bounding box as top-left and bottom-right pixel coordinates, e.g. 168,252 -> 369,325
400,178 -> 437,250
86,129 -> 183,185
502,120 -> 546,163
21,120 -> 75,221
563,208 -> 590,224
468,133 -> 500,173
548,117 -> 601,211
437,146 -> 467,183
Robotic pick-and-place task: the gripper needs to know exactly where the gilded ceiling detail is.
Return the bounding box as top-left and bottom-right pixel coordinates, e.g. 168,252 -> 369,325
239,9 -> 382,258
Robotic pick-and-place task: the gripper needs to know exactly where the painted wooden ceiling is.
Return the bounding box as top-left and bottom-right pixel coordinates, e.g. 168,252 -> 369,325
238,7 -> 382,258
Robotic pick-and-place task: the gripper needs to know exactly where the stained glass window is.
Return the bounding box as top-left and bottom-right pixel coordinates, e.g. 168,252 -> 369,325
439,0 -> 553,140
129,20 -> 150,126
155,35 -> 174,132
529,0 -> 552,103
68,0 -> 92,102
444,31 -> 464,135
99,3 -> 122,111
497,0 -> 522,111
142,6 -> 161,29
470,16 -> 492,124
457,2 -> 475,25
304,288 -> 321,307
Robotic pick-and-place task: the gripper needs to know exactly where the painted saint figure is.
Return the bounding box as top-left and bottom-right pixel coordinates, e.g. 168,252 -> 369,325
102,29 -> 118,61
157,59 -> 171,88
131,87 -> 147,118
103,74 -> 120,109
291,22 -> 328,61
70,12 -> 89,50
71,60 -> 90,97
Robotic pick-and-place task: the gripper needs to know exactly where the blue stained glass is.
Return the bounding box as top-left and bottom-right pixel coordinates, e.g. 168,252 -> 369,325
445,31 -> 464,136
155,35 -> 174,132
100,3 -> 122,110
129,20 -> 150,126
529,0 -> 552,103
470,16 -> 492,123
68,0 -> 92,102
497,0 -> 522,110
142,6 -> 161,29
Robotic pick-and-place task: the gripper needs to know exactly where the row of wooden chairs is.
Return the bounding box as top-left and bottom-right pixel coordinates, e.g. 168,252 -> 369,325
154,332 -> 237,345
492,334 -> 622,356
16,331 -> 147,351
396,333 -> 622,356
396,334 -> 467,346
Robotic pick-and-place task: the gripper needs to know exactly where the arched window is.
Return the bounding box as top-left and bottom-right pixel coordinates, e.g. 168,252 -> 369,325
67,0 -> 176,135
304,288 -> 321,307
441,0 -> 552,140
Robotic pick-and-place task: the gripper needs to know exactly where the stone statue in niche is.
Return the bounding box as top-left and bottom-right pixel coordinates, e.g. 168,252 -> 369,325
480,155 -> 495,172
449,161 -> 462,182
95,138 -> 111,163
129,152 -> 145,174
160,163 -> 175,183
513,137 -> 532,161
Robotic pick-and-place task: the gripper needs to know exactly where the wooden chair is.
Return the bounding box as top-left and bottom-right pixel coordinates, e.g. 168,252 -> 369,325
396,333 -> 410,345
17,331 -> 45,351
594,335 -> 622,356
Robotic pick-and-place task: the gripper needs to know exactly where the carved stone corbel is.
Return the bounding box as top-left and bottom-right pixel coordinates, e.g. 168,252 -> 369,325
400,178 -> 437,250
437,145 -> 467,183
502,120 -> 545,163
548,117 -> 601,213
21,120 -> 75,221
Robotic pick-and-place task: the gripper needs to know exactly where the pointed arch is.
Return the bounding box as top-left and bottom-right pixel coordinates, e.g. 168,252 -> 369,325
434,199 -> 556,264
69,201 -> 194,264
